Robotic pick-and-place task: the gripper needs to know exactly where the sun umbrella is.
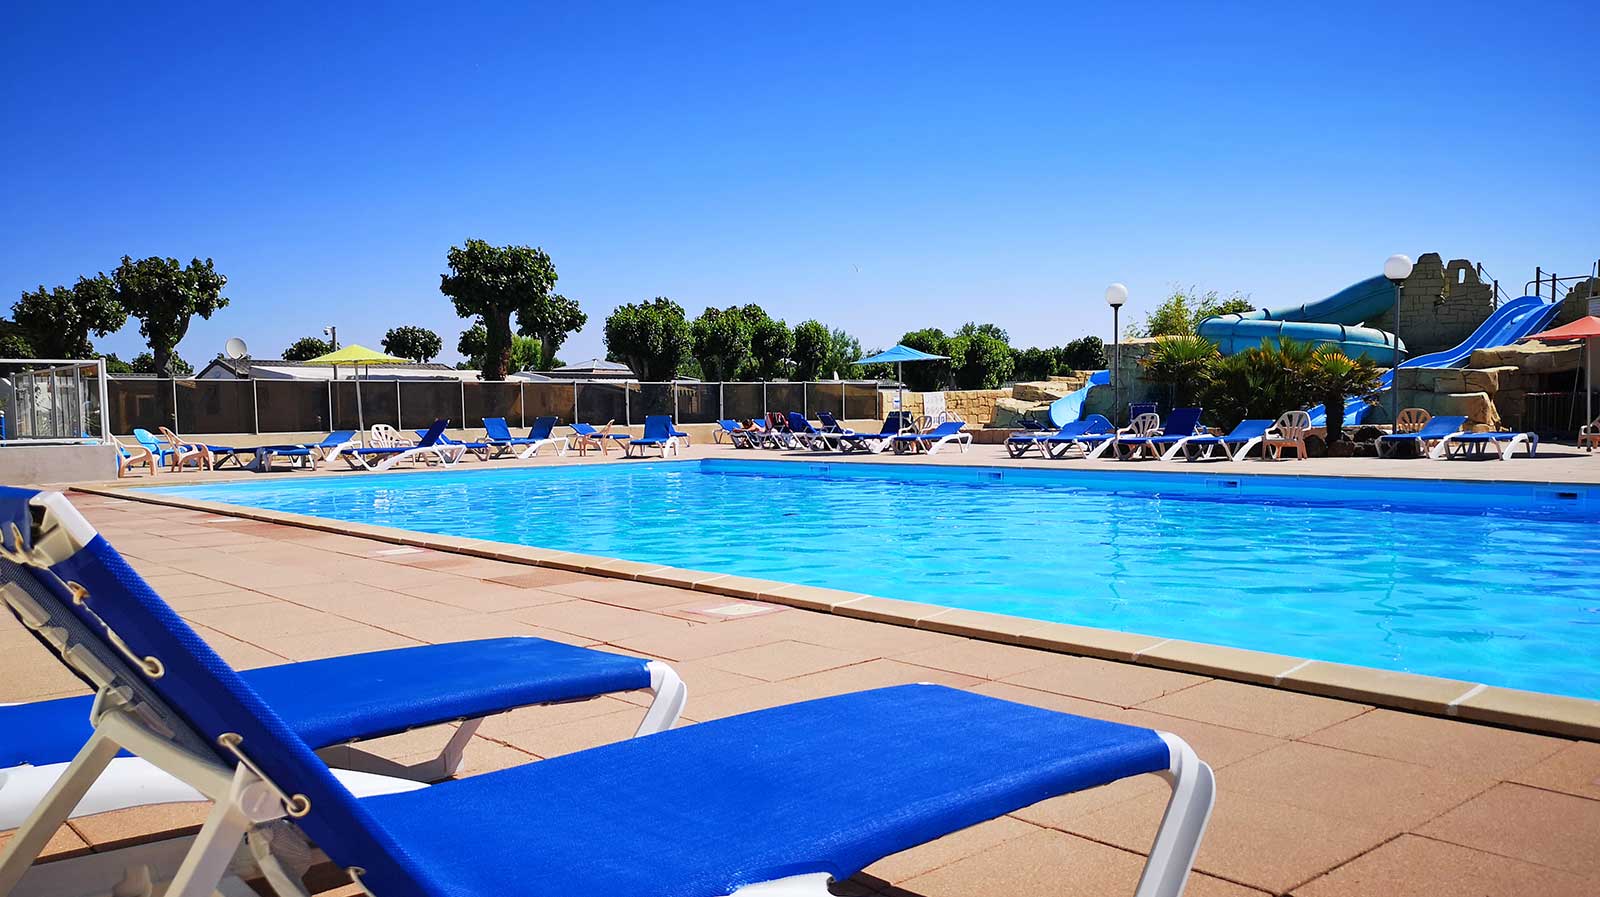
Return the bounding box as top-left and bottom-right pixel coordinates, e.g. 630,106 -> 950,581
303,344 -> 411,446
855,344 -> 948,424
1521,315 -> 1600,437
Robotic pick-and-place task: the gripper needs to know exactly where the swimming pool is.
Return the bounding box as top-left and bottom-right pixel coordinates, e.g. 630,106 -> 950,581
144,460 -> 1600,700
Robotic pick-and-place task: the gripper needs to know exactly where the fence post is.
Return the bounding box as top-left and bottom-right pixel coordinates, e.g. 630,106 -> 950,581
519,382 -> 526,428
572,383 -> 579,425
395,380 -> 402,429
762,382 -> 768,419
673,381 -> 680,423
803,382 -> 807,417
459,380 -> 466,430
170,378 -> 178,431
252,379 -> 260,434
625,382 -> 631,427
840,382 -> 846,420
718,383 -> 724,420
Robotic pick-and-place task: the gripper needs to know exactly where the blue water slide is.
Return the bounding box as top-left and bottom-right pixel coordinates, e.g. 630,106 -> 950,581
1308,294 -> 1561,427
1196,275 -> 1405,362
1048,369 -> 1110,426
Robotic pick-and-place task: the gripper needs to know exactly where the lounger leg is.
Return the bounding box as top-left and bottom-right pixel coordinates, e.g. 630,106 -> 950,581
637,661 -> 688,736
1134,734 -> 1215,897
322,718 -> 484,782
0,728 -> 121,893
166,766 -> 286,897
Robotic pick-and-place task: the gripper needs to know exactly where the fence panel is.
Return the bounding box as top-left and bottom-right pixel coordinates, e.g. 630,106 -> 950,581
174,380 -> 255,435
805,383 -> 845,421
464,382 -> 523,429
843,382 -> 880,420
676,383 -> 719,423
108,379 -> 176,435
399,381 -> 463,430
575,382 -> 627,425
765,383 -> 804,418
331,381 -> 401,431
722,383 -> 764,422
255,380 -> 331,433
631,383 -> 675,425
522,382 -> 575,425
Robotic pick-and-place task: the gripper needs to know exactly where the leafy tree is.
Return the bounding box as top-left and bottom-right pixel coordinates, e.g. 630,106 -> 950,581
132,351 -> 193,376
457,321 -> 541,373
748,313 -> 793,379
282,336 -> 333,361
101,352 -> 133,374
791,320 -> 831,381
1127,287 -> 1254,338
12,276 -> 126,358
514,292 -> 586,370
439,239 -> 558,381
1056,336 -> 1106,370
957,321 -> 1009,342
382,325 -> 444,363
947,329 -> 1015,389
0,318 -> 34,357
690,306 -> 755,380
604,297 -> 690,380
897,328 -> 950,390
109,256 -> 229,376
1308,346 -> 1383,443
1012,346 -> 1057,381
820,327 -> 863,380
1199,337 -> 1320,430
1139,334 -> 1220,407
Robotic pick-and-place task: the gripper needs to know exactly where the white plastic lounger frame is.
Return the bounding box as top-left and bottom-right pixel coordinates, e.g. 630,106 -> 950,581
1432,431 -> 1538,461
513,435 -> 569,459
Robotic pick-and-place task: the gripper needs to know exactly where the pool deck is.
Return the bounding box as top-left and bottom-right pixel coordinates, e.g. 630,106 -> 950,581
4,442 -> 1599,895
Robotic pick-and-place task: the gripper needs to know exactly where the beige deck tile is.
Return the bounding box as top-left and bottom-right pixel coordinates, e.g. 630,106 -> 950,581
1013,620 -> 1167,661
509,600 -> 694,642
1135,639 -> 1304,684
138,571 -> 241,598
1116,709 -> 1286,769
635,566 -> 729,589
1000,656 -> 1207,707
0,635 -> 96,701
862,816 -> 1039,884
700,640 -> 875,682
1278,662 -> 1477,714
1292,834 -> 1595,897
834,596 -> 950,626
758,582 -> 868,612
897,637 -> 1061,681
155,587 -> 278,613
175,558 -> 334,590
66,802 -> 208,851
343,561 -> 468,591
497,708 -> 661,759
609,617 -> 791,661
918,607 -> 1040,641
966,681 -> 1123,718
1220,741 -> 1498,831
1415,782 -> 1600,879
770,611 -> 955,657
893,827 -> 1266,897
185,602 -> 364,640
542,578 -> 706,610
1067,788 -> 1395,894
1510,741 -> 1600,801
399,580 -> 574,613
483,568 -> 593,589
1302,707 -> 1569,778
267,625 -> 426,662
654,596 -> 786,623
690,573 -> 779,599
473,695 -> 641,738
383,615 -> 595,646
397,736 -> 538,778
1137,679 -> 1371,739
276,585 -> 461,624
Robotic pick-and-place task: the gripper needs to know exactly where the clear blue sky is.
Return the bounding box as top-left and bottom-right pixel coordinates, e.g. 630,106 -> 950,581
3,1 -> 1596,367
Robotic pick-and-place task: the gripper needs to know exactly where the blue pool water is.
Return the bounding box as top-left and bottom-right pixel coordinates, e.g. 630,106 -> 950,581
144,460 -> 1600,699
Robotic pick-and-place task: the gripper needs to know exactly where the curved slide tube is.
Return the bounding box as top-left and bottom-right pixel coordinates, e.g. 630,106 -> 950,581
1197,275 -> 1405,362
1308,294 -> 1560,427
1049,369 -> 1110,426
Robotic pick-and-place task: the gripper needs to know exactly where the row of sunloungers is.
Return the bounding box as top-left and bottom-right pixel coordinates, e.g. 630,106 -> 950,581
0,488 -> 1214,897
1007,408 -> 1538,462
718,411 -> 974,455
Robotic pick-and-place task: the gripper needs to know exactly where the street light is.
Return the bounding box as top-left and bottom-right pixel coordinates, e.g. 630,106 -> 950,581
1382,255 -> 1413,427
1105,283 -> 1128,424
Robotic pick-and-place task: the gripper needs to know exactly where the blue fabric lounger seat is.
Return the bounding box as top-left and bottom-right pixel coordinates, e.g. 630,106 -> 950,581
1119,407 -> 1205,461
1376,415 -> 1467,458
1043,414 -> 1118,459
627,415 -> 681,457
1007,415 -> 1112,458
0,488 -> 1212,897
342,420 -> 465,470
891,420 -> 971,455
1176,419 -> 1274,461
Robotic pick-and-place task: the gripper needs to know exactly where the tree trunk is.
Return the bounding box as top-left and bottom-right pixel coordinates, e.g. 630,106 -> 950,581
153,343 -> 173,378
1325,390 -> 1345,443
538,331 -> 557,370
482,314 -> 513,381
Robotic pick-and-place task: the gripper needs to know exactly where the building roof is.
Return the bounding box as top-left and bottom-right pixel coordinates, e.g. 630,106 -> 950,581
539,358 -> 636,380
197,357 -> 465,380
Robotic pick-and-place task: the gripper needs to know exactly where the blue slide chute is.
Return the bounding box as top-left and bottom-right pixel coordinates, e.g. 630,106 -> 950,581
1048,369 -> 1109,426
1196,275 -> 1405,362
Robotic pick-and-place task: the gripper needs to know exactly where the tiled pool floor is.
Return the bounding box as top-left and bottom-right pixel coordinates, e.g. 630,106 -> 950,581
3,490 -> 1598,895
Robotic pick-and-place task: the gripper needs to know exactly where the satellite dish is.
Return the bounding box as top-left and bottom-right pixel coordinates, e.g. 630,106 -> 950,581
224,337 -> 249,360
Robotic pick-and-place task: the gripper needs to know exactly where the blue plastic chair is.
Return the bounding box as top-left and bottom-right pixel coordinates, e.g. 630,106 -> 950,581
626,415 -> 680,457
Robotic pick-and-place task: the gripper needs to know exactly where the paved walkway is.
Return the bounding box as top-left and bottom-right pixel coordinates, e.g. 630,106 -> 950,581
3,484 -> 1598,895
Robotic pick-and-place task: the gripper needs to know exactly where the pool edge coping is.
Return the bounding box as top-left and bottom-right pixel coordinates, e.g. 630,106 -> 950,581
73,481 -> 1600,743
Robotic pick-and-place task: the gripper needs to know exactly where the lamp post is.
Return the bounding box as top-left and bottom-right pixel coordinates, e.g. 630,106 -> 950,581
1382,254 -> 1413,427
1105,283 -> 1128,424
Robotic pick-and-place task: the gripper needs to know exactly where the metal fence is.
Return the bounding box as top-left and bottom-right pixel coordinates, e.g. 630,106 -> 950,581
1,359 -> 109,441
105,378 -> 883,436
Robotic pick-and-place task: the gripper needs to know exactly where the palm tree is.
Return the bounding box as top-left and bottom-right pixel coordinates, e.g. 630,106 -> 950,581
1308,346 -> 1384,443
1138,334 -> 1219,407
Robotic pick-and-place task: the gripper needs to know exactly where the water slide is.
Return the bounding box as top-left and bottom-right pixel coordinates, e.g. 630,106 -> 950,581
1196,275 -> 1405,361
1048,369 -> 1109,426
1307,293 -> 1561,427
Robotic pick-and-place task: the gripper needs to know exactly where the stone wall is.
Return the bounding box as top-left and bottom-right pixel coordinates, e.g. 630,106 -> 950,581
1366,253 -> 1496,356
1083,338 -> 1161,420
1552,276 -> 1600,327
